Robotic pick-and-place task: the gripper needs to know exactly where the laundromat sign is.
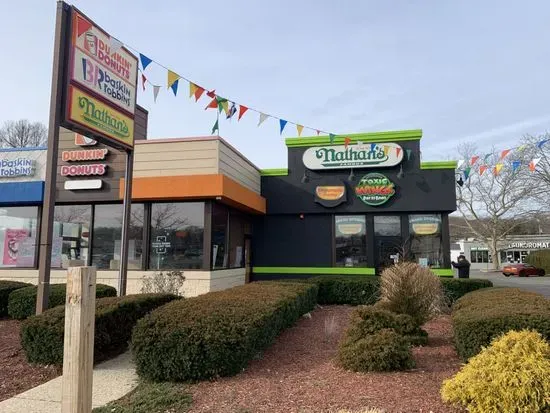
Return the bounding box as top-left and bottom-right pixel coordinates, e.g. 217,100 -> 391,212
303,142 -> 404,170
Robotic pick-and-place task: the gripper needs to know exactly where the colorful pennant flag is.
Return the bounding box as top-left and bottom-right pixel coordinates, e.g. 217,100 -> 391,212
238,105 -> 248,121
296,124 -> 304,136
512,161 -> 521,172
329,134 -> 335,144
396,147 -> 402,158
153,85 -> 160,102
141,74 -> 147,91
500,149 -> 511,160
110,36 -> 124,53
494,164 -> 504,175
140,53 -> 152,70
189,82 -> 197,98
457,160 -> 465,169
279,119 -> 288,135
218,99 -> 229,116
464,167 -> 471,181
167,70 -> 181,96
316,130 -> 320,136
479,165 -> 488,176
227,102 -> 237,119
406,149 -> 412,160
211,119 -> 219,135
530,158 -> 541,172
194,86 -> 205,101
205,97 -> 218,110
170,79 -> 179,96
344,137 -> 352,148
470,156 -> 480,166
258,112 -> 269,126
538,139 -> 549,149
518,144 -> 527,152
383,145 -> 389,156
483,153 -> 492,163
207,89 -> 216,99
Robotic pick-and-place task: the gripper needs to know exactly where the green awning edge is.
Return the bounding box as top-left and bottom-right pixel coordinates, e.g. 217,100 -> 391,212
285,129 -> 423,148
260,168 -> 289,176
420,161 -> 458,170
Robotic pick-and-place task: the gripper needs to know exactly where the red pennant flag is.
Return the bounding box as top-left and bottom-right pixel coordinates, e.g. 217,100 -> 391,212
206,89 -> 216,99
194,86 -> 205,101
76,14 -> 93,38
500,149 -> 511,160
344,137 -> 352,148
396,147 -> 402,157
316,130 -> 320,136
479,165 -> 488,176
238,105 -> 248,121
205,97 -> 218,110
141,74 -> 147,91
470,156 -> 479,166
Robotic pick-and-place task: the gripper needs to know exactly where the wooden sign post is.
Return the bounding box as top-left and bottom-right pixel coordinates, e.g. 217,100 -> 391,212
61,266 -> 97,413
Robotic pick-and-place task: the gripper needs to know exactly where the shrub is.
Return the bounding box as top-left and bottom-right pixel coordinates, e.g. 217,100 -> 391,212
338,328 -> 415,372
525,250 -> 550,274
308,276 -> 380,305
8,283 -> 116,320
452,288 -> 550,360
345,305 -> 428,346
0,280 -> 32,317
379,262 -> 444,325
131,281 -> 318,381
440,278 -> 493,304
21,293 -> 178,365
141,270 -> 185,295
442,330 -> 550,413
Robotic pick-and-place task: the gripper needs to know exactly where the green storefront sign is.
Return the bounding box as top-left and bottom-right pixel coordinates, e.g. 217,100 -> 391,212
355,173 -> 396,206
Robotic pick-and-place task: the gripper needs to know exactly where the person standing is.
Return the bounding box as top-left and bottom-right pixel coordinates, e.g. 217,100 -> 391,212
452,254 -> 471,278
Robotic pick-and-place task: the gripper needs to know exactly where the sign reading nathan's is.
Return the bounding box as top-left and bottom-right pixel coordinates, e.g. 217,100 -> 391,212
303,142 -> 404,170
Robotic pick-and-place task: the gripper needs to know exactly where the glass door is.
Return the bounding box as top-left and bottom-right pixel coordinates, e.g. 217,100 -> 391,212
374,216 -> 402,274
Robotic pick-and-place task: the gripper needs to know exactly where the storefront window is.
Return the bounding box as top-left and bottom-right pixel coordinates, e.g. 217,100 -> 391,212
91,204 -> 144,270
228,212 -> 250,268
470,249 -> 489,263
335,216 -> 368,267
212,204 -> 229,269
409,214 -> 443,268
149,202 -> 204,270
374,216 -> 401,236
53,205 -> 91,268
0,206 -> 39,268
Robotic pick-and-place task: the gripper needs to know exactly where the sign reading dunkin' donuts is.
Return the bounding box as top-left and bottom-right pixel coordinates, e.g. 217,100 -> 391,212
62,6 -> 138,150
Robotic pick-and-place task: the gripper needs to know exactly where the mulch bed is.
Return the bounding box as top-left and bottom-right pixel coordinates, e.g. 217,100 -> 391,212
189,306 -> 463,413
0,318 -> 60,402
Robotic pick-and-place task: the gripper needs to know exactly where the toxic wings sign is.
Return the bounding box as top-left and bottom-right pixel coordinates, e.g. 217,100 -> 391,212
63,7 -> 138,149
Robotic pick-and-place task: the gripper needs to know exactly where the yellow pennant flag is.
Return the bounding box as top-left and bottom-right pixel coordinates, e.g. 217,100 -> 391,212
383,145 -> 390,156
189,82 -> 197,98
495,163 -> 504,175
296,124 -> 304,136
517,144 -> 527,152
167,70 -> 181,88
221,100 -> 229,116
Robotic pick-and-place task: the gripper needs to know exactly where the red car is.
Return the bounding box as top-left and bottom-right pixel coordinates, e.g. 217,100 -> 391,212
502,263 -> 545,277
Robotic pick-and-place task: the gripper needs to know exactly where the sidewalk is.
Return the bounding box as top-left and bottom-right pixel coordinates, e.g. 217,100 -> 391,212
0,352 -> 137,413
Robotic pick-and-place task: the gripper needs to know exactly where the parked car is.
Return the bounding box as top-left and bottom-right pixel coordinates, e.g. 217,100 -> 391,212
502,263 -> 545,277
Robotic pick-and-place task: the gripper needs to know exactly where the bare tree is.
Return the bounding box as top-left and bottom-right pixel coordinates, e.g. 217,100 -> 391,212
455,142 -> 541,270
0,120 -> 47,148
522,133 -> 550,198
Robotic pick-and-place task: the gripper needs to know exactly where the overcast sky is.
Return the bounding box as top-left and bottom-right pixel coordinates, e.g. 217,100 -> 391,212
2,0 -> 549,168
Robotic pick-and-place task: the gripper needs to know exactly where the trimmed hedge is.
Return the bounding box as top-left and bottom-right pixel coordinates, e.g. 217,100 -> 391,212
131,281 -> 318,381
525,250 -> 550,274
21,293 -> 178,366
0,281 -> 32,317
440,278 -> 493,304
8,283 -> 116,320
452,287 -> 550,360
308,276 -> 380,305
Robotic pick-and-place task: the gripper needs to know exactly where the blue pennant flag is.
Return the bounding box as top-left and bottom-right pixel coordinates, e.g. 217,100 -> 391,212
170,79 -> 179,96
464,167 -> 471,181
538,139 -> 549,149
140,53 -> 153,70
370,143 -> 376,152
279,119 -> 287,135
512,160 -> 521,172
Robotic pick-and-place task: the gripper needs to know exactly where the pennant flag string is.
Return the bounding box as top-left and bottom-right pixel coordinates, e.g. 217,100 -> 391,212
238,105 -> 248,121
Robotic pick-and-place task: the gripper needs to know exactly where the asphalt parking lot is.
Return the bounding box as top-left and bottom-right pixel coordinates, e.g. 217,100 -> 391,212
467,269 -> 550,298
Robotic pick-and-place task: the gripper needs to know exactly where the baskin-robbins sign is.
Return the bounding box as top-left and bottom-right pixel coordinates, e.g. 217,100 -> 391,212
314,185 -> 347,207
355,173 -> 396,206
62,6 -> 138,150
303,142 -> 404,170
0,158 -> 35,178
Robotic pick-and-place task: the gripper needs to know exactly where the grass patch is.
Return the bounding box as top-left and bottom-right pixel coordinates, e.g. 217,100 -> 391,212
92,382 -> 191,413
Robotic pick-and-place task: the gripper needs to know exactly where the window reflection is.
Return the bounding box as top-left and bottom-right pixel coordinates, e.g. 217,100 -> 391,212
0,206 -> 39,268
409,214 -> 443,268
53,205 -> 91,268
335,216 -> 367,267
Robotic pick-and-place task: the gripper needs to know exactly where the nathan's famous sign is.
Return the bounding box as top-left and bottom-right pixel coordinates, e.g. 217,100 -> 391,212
303,142 -> 403,170
62,5 -> 138,150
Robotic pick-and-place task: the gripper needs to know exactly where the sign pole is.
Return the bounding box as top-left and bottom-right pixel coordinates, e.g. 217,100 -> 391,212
36,1 -> 70,315
117,149 -> 133,296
